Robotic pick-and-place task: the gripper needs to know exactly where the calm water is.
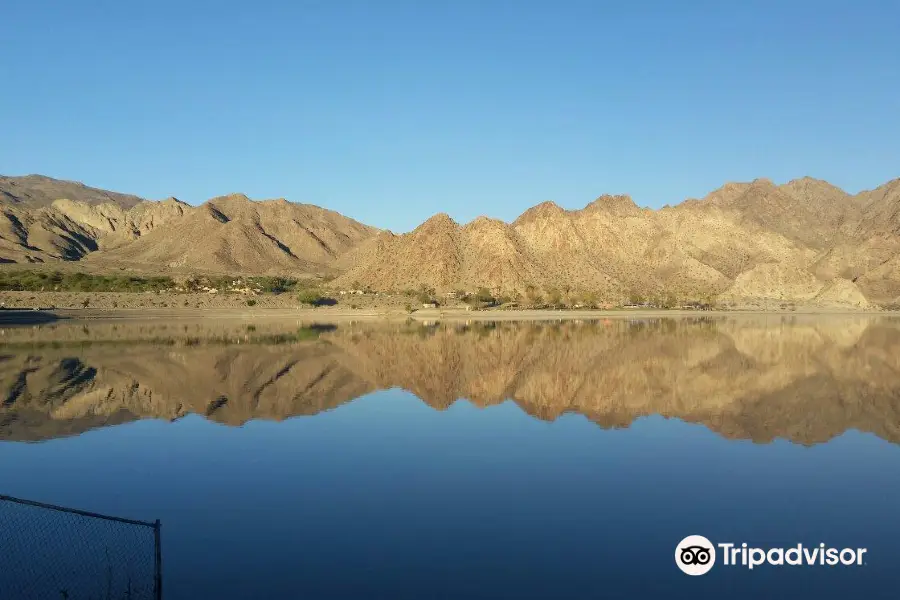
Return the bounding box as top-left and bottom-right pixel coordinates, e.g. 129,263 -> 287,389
1,316 -> 899,599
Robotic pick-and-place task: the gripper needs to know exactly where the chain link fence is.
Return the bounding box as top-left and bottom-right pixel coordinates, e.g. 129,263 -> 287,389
0,494 -> 161,600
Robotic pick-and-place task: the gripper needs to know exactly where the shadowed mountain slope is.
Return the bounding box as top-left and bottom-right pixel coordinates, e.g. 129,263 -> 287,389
0,176 -> 377,274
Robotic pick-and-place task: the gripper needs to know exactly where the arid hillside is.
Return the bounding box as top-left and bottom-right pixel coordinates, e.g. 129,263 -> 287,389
0,175 -> 144,209
83,194 -> 378,275
2,174 -> 900,306
336,177 -> 900,307
2,317 -> 899,445
0,176 -> 377,275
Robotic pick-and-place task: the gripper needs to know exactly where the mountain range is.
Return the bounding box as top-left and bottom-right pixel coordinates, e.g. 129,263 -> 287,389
2,173 -> 899,306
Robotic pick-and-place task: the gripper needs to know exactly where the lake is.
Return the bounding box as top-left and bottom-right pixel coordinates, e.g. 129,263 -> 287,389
1,315 -> 899,599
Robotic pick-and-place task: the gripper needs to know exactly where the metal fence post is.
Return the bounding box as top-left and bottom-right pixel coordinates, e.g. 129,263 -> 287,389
154,519 -> 163,600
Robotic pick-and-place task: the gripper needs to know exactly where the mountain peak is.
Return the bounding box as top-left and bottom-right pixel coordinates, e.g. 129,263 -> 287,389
464,215 -> 509,231
209,193 -> 252,204
415,212 -> 458,231
514,201 -> 566,225
583,194 -> 638,215
780,177 -> 850,203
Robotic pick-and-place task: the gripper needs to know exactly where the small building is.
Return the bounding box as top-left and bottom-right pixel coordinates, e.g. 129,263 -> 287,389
422,302 -> 438,309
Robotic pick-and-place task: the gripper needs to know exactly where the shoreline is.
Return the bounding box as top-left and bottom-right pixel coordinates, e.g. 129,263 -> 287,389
0,306 -> 893,325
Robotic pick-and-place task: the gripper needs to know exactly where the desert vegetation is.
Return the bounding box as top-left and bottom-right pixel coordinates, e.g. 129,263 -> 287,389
0,270 -> 174,293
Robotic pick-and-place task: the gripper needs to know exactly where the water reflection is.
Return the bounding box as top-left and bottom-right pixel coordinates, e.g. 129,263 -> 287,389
2,316 -> 899,445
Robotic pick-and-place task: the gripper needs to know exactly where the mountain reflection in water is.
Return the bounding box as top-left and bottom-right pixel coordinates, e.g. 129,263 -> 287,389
2,315 -> 899,445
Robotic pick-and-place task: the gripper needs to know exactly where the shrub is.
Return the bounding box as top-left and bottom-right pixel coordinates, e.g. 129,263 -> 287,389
246,299 -> 257,306
254,276 -> 297,294
525,285 -> 543,307
0,270 -> 174,293
297,288 -> 336,306
416,284 -> 437,305
475,287 -> 496,305
545,287 -> 563,307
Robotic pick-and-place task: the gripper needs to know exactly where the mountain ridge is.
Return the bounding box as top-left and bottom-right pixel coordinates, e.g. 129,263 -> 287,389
1,173 -> 899,306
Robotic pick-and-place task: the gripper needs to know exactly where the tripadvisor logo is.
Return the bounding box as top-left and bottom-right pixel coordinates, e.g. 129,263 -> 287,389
675,535 -> 867,575
675,535 -> 716,576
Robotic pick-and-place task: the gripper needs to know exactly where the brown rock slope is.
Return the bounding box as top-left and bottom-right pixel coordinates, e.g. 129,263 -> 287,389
2,317 -> 900,445
336,177 -> 900,306
85,194 -> 377,274
0,175 -> 377,274
0,174 -> 144,209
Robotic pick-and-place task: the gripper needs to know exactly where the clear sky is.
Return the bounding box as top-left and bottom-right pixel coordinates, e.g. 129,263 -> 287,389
3,0 -> 898,232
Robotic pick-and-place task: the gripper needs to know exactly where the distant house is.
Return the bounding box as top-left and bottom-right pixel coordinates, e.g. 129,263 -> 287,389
422,302 -> 438,309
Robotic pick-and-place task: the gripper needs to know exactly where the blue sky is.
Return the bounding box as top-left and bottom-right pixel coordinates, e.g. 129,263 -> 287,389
3,0 -> 898,232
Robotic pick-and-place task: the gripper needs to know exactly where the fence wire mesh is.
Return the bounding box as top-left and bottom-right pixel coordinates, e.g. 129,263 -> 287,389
0,495 -> 160,600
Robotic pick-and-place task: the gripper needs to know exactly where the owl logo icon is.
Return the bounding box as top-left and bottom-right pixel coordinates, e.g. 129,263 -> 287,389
675,535 -> 716,575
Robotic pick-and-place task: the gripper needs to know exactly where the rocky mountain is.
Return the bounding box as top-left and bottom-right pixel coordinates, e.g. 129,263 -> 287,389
1,173 -> 900,305
0,176 -> 377,275
2,317 -> 899,445
335,176 -> 900,306
83,194 -> 377,274
0,175 -> 144,209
